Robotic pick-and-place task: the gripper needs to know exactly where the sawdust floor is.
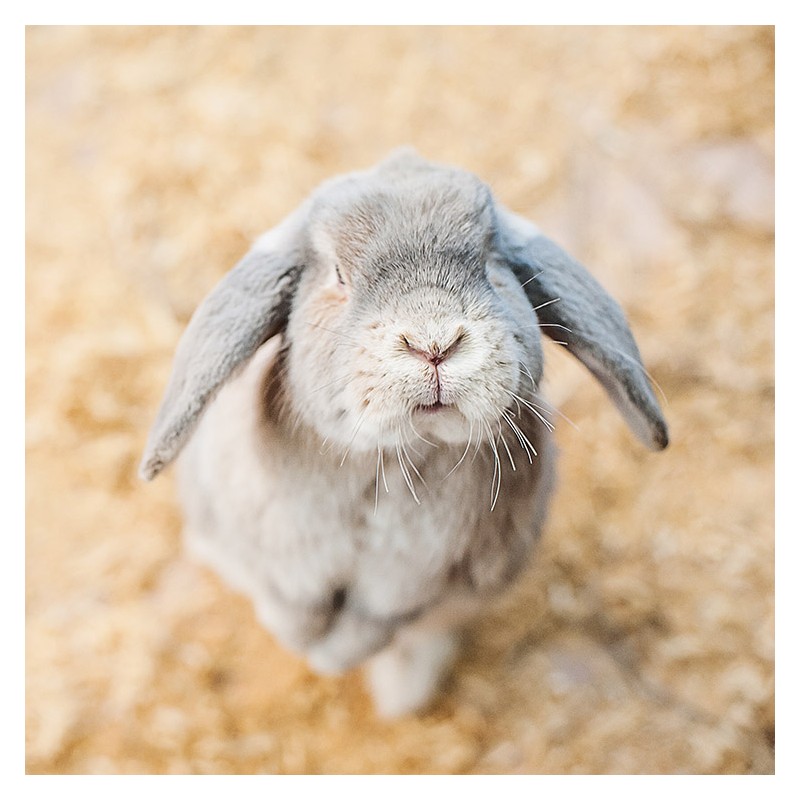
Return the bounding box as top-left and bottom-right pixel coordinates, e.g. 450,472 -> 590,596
26,26 -> 774,774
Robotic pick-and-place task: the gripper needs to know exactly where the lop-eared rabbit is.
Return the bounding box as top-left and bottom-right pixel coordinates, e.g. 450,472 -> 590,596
141,149 -> 668,717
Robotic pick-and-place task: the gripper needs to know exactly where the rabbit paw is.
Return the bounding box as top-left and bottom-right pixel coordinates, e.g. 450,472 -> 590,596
366,630 -> 459,718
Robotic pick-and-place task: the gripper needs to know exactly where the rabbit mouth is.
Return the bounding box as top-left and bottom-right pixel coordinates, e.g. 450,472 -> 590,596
413,400 -> 458,416
414,400 -> 448,414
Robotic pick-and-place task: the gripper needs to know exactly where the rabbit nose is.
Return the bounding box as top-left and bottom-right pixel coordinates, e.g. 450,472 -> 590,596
400,330 -> 465,366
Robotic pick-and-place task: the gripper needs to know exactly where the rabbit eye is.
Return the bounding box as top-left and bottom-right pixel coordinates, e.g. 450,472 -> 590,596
334,264 -> 345,286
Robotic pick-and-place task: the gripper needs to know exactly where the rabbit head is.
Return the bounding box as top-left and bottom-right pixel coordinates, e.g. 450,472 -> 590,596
140,149 -> 668,480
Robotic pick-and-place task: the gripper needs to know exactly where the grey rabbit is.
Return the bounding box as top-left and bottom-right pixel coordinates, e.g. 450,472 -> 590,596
140,148 -> 668,716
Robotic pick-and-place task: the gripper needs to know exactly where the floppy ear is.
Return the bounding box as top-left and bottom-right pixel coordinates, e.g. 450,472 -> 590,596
139,204 -> 309,480
494,205 -> 669,451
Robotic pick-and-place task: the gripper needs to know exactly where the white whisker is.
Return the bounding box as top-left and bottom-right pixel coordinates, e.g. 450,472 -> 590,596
444,420 -> 474,481
408,417 -> 439,448
305,321 -> 361,347
339,409 -> 367,467
374,444 -> 381,515
538,323 -> 573,334
533,297 -> 561,312
498,425 -> 516,472
508,390 -> 556,433
603,342 -> 670,406
395,430 -> 420,504
519,362 -> 538,395
379,446 -> 389,494
309,373 -> 354,396
530,396 -> 580,431
400,427 -> 427,488
518,270 -> 544,288
502,409 -> 536,461
486,422 -> 502,512
471,421 -> 484,463
403,433 -> 425,459
529,405 -> 557,433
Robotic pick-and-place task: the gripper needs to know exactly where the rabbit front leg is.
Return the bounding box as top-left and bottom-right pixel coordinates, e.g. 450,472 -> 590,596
303,604 -> 397,676
255,585 -> 395,674
366,627 -> 460,718
365,588 -> 485,718
253,586 -> 349,655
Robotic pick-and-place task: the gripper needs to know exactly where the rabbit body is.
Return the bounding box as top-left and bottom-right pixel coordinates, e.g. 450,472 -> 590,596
142,149 -> 667,716
179,335 -> 555,676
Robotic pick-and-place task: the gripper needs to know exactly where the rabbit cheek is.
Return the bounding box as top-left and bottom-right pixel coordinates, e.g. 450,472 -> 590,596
448,323 -> 519,416
282,290 -> 366,444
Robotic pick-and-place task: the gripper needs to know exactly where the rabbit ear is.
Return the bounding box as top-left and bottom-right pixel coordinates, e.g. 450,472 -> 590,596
494,205 -> 669,451
139,205 -> 309,480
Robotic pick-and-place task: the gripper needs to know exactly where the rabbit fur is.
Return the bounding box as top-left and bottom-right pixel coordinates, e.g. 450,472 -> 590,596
141,149 -> 668,717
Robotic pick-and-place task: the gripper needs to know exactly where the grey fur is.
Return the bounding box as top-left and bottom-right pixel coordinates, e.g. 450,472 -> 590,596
139,149 -> 668,716
494,206 -> 669,450
139,204 -> 309,480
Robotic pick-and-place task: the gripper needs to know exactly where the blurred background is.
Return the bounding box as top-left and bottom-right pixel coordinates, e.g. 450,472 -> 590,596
25,26 -> 774,774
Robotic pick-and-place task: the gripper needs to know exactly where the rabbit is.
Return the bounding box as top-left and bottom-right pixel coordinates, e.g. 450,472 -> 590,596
140,148 -> 668,718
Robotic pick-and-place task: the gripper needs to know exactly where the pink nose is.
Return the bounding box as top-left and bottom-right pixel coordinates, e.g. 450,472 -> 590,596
400,332 -> 463,366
